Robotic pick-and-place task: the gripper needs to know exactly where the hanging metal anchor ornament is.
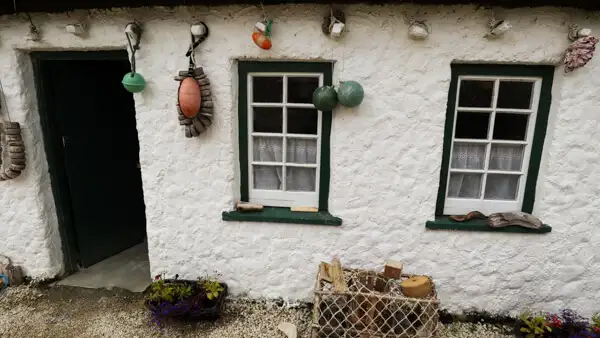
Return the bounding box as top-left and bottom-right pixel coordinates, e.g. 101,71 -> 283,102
174,22 -> 214,138
122,21 -> 146,93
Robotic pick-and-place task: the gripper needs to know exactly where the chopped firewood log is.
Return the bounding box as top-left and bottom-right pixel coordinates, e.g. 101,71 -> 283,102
319,262 -> 332,282
384,259 -> 404,279
236,202 -> 264,212
290,206 -> 318,212
330,258 -> 348,292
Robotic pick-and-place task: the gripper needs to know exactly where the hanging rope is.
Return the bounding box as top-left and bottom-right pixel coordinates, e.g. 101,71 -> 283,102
0,79 -> 12,122
185,22 -> 209,74
125,22 -> 142,76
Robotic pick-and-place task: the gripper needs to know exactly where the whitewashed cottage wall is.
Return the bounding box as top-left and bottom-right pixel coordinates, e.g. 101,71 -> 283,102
0,4 -> 598,316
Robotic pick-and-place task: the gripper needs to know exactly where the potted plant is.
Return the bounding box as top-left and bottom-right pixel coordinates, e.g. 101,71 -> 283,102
145,274 -> 227,327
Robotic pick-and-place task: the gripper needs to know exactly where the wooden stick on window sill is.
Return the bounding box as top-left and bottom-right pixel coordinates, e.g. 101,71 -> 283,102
290,206 -> 318,213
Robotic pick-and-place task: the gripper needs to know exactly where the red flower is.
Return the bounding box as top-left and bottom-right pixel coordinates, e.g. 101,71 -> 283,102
155,274 -> 161,280
593,326 -> 600,333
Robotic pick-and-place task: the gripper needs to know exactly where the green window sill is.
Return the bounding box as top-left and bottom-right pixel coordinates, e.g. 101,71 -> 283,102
426,217 -> 552,234
222,207 -> 342,226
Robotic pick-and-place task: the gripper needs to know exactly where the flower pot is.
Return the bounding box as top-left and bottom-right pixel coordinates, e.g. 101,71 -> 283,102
146,279 -> 228,323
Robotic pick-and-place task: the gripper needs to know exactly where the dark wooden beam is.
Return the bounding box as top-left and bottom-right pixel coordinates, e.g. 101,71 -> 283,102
3,0 -> 599,15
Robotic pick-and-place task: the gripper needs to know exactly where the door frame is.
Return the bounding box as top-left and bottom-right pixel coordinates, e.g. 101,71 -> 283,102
31,50 -> 131,274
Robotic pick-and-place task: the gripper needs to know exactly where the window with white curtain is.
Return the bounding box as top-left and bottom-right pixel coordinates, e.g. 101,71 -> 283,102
239,63 -> 333,209
441,67 -> 552,216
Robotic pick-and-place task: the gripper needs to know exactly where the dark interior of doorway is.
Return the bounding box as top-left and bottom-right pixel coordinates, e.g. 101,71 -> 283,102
32,51 -> 147,273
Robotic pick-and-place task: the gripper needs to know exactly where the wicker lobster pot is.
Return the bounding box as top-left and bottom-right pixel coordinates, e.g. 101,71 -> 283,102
311,268 -> 440,338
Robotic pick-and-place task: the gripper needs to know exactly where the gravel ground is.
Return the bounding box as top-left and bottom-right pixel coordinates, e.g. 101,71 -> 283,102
0,285 -> 514,337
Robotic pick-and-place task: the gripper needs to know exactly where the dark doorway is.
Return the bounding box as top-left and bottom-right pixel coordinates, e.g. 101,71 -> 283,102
32,51 -> 147,271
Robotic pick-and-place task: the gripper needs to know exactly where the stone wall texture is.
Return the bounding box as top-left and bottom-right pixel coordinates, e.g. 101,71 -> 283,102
0,4 -> 599,316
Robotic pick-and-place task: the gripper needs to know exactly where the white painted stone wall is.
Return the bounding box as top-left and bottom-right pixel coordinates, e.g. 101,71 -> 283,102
0,4 -> 599,316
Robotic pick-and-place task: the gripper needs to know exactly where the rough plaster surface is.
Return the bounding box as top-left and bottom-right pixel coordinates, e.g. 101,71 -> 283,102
0,4 -> 599,316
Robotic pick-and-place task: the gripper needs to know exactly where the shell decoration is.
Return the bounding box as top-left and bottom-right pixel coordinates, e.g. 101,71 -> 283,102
0,122 -> 26,181
178,77 -> 202,118
174,67 -> 214,138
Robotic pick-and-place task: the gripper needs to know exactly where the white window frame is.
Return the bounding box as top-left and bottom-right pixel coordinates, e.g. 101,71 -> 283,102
443,76 -> 543,215
247,72 -> 324,208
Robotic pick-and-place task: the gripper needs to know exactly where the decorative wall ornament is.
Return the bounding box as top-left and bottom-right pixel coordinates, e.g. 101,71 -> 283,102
66,23 -> 86,37
408,21 -> 429,40
0,122 -> 26,181
0,80 -> 26,181
253,20 -> 273,50
564,35 -> 599,73
483,8 -> 511,39
122,21 -> 146,93
253,2 -> 273,50
485,19 -> 511,38
312,86 -> 338,111
568,23 -> 592,42
174,22 -> 213,138
322,8 -> 346,39
403,10 -> 429,41
337,81 -> 364,108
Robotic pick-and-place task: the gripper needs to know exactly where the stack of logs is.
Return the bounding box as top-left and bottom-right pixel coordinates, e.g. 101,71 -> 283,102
0,122 -> 26,181
312,258 -> 439,338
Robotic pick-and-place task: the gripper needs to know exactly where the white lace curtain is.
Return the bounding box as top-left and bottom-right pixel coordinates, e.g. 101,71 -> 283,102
253,137 -> 317,191
449,143 -> 523,200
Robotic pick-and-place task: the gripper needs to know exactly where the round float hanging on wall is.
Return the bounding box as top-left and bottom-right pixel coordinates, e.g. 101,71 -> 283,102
312,86 -> 338,111
337,81 -> 364,108
178,77 -> 202,118
122,22 -> 146,93
122,72 -> 146,93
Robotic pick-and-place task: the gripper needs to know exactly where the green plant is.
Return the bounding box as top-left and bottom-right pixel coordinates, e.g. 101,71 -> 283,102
519,311 -> 552,338
147,279 -> 192,303
200,278 -> 224,300
592,313 -> 600,333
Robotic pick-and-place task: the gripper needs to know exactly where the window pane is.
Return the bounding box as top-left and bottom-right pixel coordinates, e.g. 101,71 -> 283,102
497,81 -> 533,109
493,113 -> 528,140
455,112 -> 490,139
288,108 -> 318,134
451,143 -> 486,170
489,144 -> 524,172
448,173 -> 482,199
484,174 -> 519,200
253,137 -> 283,162
253,165 -> 282,190
288,77 -> 319,103
287,138 -> 317,164
286,167 -> 316,192
253,107 -> 283,133
253,77 -> 283,103
458,80 -> 494,108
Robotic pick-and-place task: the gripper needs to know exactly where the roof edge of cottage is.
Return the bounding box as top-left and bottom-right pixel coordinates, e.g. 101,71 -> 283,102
2,0 -> 600,15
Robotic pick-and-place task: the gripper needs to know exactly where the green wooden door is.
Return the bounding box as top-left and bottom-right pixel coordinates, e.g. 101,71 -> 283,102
40,53 -> 146,267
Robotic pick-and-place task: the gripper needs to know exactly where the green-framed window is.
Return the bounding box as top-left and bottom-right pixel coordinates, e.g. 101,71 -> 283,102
435,64 -> 555,216
237,61 -> 333,211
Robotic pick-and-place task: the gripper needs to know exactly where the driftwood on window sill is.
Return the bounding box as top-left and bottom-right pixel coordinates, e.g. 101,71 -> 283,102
488,211 -> 543,229
448,211 -> 486,222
